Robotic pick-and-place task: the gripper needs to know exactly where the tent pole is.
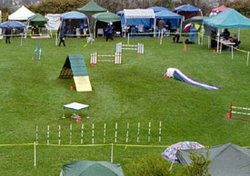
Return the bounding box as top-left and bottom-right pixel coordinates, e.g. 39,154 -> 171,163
247,51 -> 250,66
238,28 -> 240,41
216,30 -> 220,53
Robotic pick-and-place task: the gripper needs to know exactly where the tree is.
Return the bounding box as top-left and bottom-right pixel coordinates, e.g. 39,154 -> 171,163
180,151 -> 211,176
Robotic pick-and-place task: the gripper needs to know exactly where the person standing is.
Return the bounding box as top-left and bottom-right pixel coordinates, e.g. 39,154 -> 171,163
5,27 -> 11,44
58,25 -> 66,47
105,23 -> 113,41
189,24 -> 197,44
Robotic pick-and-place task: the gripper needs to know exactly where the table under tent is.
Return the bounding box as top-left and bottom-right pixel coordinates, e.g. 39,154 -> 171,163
60,11 -> 90,38
118,9 -> 156,37
63,102 -> 90,120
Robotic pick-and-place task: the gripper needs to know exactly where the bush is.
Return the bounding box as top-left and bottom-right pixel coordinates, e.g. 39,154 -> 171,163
127,154 -> 174,176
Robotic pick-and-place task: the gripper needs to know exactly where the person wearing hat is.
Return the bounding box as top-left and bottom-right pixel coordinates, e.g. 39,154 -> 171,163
105,22 -> 113,41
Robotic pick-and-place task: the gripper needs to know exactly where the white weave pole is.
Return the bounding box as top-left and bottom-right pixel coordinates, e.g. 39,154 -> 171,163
35,125 -> 38,144
81,123 -> 84,144
47,125 -> 50,145
148,122 -> 151,143
110,143 -> 114,163
69,124 -> 72,145
125,122 -> 129,143
34,141 -> 37,167
103,123 -> 106,143
58,125 -> 61,145
137,122 -> 140,143
92,123 -> 95,144
158,121 -> 162,143
114,122 -> 118,143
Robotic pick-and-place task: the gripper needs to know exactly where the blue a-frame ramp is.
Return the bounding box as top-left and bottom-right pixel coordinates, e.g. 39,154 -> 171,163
59,54 -> 92,92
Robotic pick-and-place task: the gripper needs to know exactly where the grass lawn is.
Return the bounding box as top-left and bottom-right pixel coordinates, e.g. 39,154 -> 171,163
0,29 -> 250,175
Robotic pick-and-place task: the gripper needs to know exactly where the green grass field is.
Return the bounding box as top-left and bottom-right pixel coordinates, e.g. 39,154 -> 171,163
0,30 -> 250,175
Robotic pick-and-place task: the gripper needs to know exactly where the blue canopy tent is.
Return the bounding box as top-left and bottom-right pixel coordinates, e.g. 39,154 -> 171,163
0,21 -> 25,29
121,9 -> 156,37
60,11 -> 89,37
147,6 -> 169,13
174,4 -> 202,20
155,9 -> 183,31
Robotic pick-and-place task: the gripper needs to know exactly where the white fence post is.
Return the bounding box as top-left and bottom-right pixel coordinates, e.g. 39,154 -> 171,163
81,123 -> 84,144
126,122 -> 129,143
92,123 -> 95,144
137,122 -> 140,143
47,125 -> 50,145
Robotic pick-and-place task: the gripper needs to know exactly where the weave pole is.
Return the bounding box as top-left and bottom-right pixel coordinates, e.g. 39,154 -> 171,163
58,125 -> 61,145
69,124 -> 72,145
92,123 -> 95,144
114,122 -> 118,143
159,121 -> 162,143
34,142 -> 37,167
103,123 -> 106,143
137,122 -> 140,143
125,122 -> 129,143
47,125 -> 50,145
35,125 -> 38,144
247,52 -> 250,66
81,123 -> 84,144
148,122 -> 151,143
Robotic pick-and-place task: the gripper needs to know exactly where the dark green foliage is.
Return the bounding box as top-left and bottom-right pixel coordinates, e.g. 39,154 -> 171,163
181,152 -> 211,176
127,154 -> 174,176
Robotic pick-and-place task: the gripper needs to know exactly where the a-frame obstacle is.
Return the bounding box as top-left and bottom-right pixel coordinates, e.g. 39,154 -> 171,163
59,54 -> 92,92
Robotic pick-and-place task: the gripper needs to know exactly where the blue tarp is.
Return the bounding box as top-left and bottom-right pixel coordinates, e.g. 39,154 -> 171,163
175,4 -> 201,12
155,9 -> 183,29
203,8 -> 250,29
61,11 -> 88,20
147,6 -> 169,13
0,21 -> 25,29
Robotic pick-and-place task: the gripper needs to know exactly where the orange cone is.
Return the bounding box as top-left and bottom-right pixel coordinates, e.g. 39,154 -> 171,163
213,48 -> 216,55
70,85 -> 75,91
182,43 -> 187,52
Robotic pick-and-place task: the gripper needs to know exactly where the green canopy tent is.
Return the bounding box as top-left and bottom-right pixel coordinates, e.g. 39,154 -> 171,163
77,0 -> 107,26
91,12 -> 121,38
28,13 -> 48,27
203,8 -> 250,52
177,143 -> 250,176
60,160 -> 124,176
77,0 -> 107,13
28,13 -> 50,37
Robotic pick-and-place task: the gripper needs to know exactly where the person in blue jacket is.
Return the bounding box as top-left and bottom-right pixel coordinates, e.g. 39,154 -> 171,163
189,24 -> 197,44
105,23 -> 113,41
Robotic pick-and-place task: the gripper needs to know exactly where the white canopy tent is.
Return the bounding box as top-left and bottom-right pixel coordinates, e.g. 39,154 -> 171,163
8,5 -> 35,21
123,9 -> 156,36
63,102 -> 89,119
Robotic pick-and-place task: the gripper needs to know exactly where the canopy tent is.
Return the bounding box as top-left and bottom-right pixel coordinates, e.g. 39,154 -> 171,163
204,8 -> 250,29
147,6 -> 169,13
8,5 -> 35,21
63,102 -> 89,119
174,4 -> 202,20
0,21 -> 25,29
77,0 -> 107,13
60,160 -> 124,176
60,11 -> 89,37
177,143 -> 250,176
210,5 -> 227,16
155,9 -> 183,30
28,13 -> 48,27
121,9 -> 156,36
91,11 -> 121,37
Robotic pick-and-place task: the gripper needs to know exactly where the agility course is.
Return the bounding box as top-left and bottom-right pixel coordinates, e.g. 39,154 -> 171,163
165,68 -> 222,90
90,52 -> 122,65
226,101 -> 250,121
116,42 -> 144,54
59,54 -> 92,92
